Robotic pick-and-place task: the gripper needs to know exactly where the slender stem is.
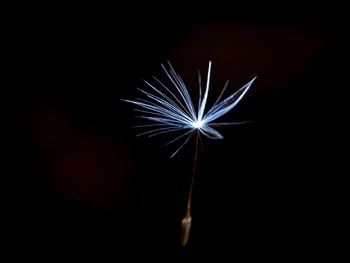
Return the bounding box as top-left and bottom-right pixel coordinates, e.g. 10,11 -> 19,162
181,131 -> 200,246
186,131 -> 200,217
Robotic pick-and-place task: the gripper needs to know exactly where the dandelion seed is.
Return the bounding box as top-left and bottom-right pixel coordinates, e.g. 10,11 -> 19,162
123,61 -> 256,246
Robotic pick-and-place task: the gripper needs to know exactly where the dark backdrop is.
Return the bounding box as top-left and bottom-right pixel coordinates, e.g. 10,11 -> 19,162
6,3 -> 343,260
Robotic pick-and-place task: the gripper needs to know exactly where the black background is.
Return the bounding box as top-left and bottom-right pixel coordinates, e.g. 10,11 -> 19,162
6,2 -> 344,260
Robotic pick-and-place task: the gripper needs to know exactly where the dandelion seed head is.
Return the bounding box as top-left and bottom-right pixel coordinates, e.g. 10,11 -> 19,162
123,61 -> 256,157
